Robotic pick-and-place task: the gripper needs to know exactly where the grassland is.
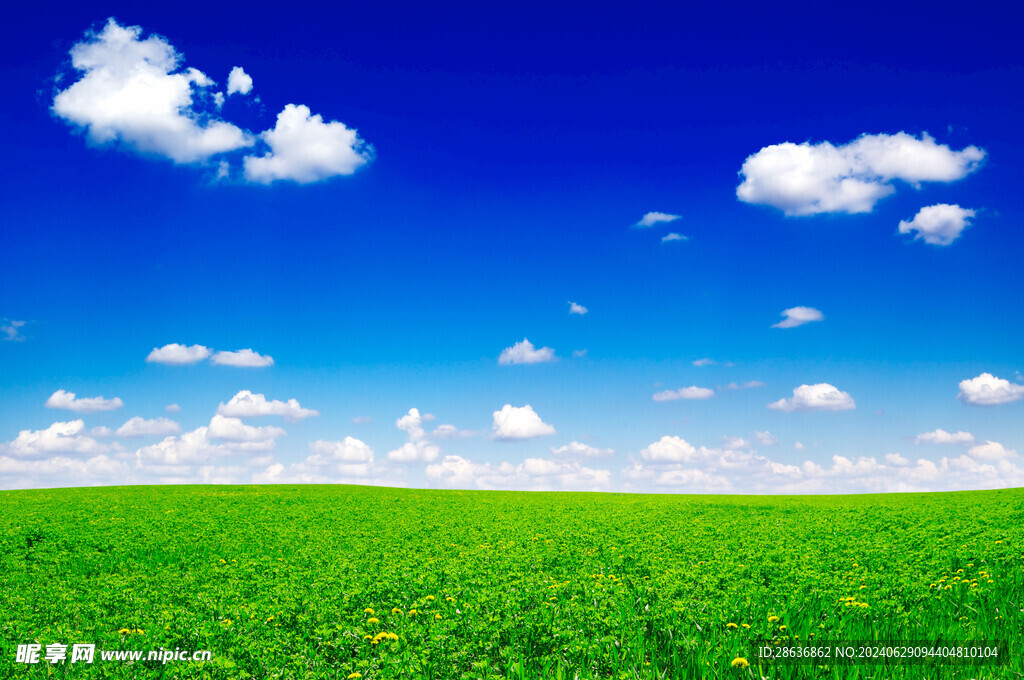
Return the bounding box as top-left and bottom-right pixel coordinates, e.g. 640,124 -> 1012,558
1,485 -> 1022,679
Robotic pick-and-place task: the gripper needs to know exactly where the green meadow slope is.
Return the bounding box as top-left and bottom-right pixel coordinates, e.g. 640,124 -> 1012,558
1,485 -> 1022,679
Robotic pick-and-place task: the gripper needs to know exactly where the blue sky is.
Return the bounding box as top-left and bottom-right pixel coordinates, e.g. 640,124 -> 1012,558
1,1 -> 1022,492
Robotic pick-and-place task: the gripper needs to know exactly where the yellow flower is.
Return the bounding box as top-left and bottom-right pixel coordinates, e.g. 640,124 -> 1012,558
741,624 -> 751,629
731,657 -> 749,668
363,635 -> 372,641
118,628 -> 131,635
266,616 -> 274,623
387,633 -> 399,641
767,615 -> 780,623
408,609 -> 418,616
392,607 -> 403,615
367,617 -> 380,625
726,623 -> 738,629
347,674 -> 362,679
434,614 -> 442,620
426,595 -> 435,601
363,608 -> 374,615
779,625 -> 787,631
446,597 -> 455,602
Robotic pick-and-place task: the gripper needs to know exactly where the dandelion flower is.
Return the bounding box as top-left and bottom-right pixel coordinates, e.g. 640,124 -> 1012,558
426,596 -> 435,601
768,615 -> 780,623
392,608 -> 403,615
367,617 -> 380,625
726,623 -> 738,629
363,608 -> 374,615
347,674 -> 363,679
435,614 -> 442,620
731,657 -> 749,668
118,628 -> 131,635
779,625 -> 787,631
446,597 -> 455,602
741,624 -> 751,629
387,633 -> 399,641
409,609 -> 418,616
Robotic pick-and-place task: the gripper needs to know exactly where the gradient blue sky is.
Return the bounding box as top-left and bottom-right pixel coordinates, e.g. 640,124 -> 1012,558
2,1 -> 1022,492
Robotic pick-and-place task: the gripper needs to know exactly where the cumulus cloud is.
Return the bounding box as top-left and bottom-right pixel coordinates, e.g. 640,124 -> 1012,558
754,430 -> 778,446
772,306 -> 824,329
52,19 -> 253,164
210,349 -> 274,367
898,204 -> 976,246
1,319 -> 26,341
569,302 -> 588,315
207,415 -> 286,442
491,404 -> 556,441
768,383 -> 855,412
661,232 -> 688,242
387,408 -> 441,462
307,437 -> 374,464
957,373 -> 1024,406
498,338 -> 556,365
430,424 -> 477,439
723,436 -> 751,450
652,386 -> 715,401
967,441 -> 1017,461
551,441 -> 614,457
45,389 -> 123,413
426,455 -> 610,491
226,66 -> 253,96
146,343 -> 211,365
636,212 -> 680,227
736,132 -> 985,216
116,416 -> 182,437
915,429 -> 974,445
640,436 -> 697,462
3,420 -> 109,457
243,104 -> 373,184
216,390 -> 319,421
165,404 -> 182,413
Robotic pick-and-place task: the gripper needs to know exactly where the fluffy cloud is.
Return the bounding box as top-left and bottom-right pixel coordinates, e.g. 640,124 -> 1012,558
569,302 -> 588,315
492,404 -> 556,441
772,306 -> 824,329
661,233 -> 688,242
116,417 -> 182,437
1,319 -> 26,341
210,349 -> 274,367
737,132 -> 985,216
652,386 -> 714,401
636,212 -> 680,227
226,66 -> 253,96
957,373 -> 1024,406
307,437 -> 375,464
967,441 -> 1017,461
498,338 -> 556,365
915,429 -> 974,445
723,436 -> 751,450
768,383 -> 855,412
387,408 -> 441,462
430,424 -> 477,439
640,436 -> 697,462
551,441 -> 614,457
3,420 -> 109,457
216,390 -> 319,421
243,104 -> 373,184
146,343 -> 211,365
899,204 -> 976,246
52,19 -> 252,164
165,404 -> 182,413
426,455 -> 610,491
754,430 -> 778,446
45,389 -> 123,413
207,415 -> 286,442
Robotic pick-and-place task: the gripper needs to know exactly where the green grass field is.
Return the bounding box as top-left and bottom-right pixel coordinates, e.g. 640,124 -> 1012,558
2,485 -> 1022,679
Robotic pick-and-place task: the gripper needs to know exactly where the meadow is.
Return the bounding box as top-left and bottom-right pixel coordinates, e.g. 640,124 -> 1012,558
1,484 -> 1021,679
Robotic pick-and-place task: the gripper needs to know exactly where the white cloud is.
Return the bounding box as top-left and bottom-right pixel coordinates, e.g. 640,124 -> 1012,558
216,390 -> 319,421
3,420 -> 109,457
754,430 -> 778,446
210,349 -> 274,367
692,358 -> 716,367
794,441 -> 805,450
116,416 -> 182,437
724,381 -> 765,390
640,436 -> 697,462
569,301 -> 588,315
915,429 -> 975,445
723,436 -> 751,450
1,319 -> 26,341
736,132 -> 985,216
226,66 -> 253,96
396,408 -> 427,441
243,104 -> 373,184
0,454 -> 129,485
661,232 -> 688,242
652,386 -> 714,401
52,19 -> 253,164
207,415 -> 286,442
967,441 -> 1017,461
426,455 -> 610,491
146,343 -> 211,365
772,306 -> 824,329
572,349 -> 588,358
351,416 -> 372,424
899,204 -> 976,246
768,383 -> 855,412
551,441 -> 614,457
636,212 -> 680,227
45,389 -> 123,413
957,373 -> 1024,406
491,404 -> 556,441
430,424 -> 477,439
498,338 -> 556,365
307,437 -> 374,464
165,403 -> 182,413
387,408 -> 441,462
